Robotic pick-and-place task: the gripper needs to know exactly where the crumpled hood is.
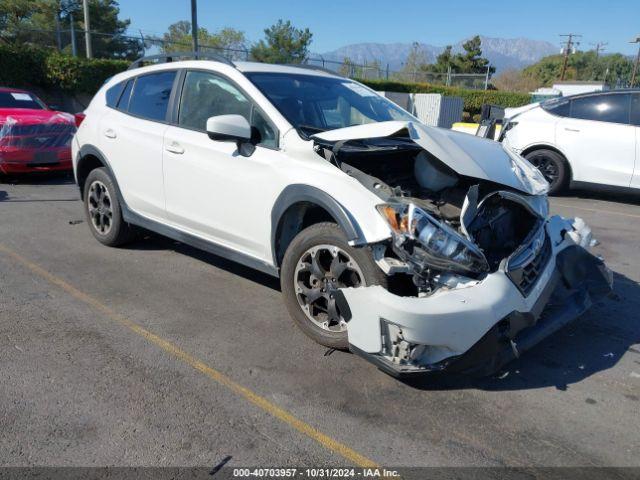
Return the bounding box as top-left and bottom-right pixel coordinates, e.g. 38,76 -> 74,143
312,121 -> 549,195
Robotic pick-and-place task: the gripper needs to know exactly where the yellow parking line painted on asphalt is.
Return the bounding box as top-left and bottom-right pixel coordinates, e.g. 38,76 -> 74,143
553,203 -> 640,219
0,243 -> 378,468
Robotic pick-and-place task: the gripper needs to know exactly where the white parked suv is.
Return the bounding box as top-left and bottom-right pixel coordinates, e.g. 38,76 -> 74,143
502,90 -> 640,194
72,53 -> 612,377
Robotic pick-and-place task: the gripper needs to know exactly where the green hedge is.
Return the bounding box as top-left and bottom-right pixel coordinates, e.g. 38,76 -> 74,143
358,79 -> 531,116
0,44 -> 127,94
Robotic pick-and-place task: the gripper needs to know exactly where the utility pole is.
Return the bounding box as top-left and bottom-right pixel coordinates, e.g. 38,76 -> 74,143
190,0 -> 199,56
631,35 -> 640,87
560,33 -> 581,81
69,11 -> 77,57
54,9 -> 62,50
590,41 -> 607,58
82,0 -> 92,58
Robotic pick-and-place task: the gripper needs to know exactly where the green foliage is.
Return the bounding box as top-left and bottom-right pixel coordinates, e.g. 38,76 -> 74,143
0,43 -> 127,93
454,36 -> 495,74
250,19 -> 313,64
523,51 -> 633,86
157,21 -> 246,59
0,0 -> 141,59
358,78 -> 531,115
399,36 -> 494,77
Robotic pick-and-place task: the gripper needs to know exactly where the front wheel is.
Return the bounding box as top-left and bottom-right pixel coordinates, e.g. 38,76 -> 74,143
525,149 -> 568,195
280,222 -> 387,349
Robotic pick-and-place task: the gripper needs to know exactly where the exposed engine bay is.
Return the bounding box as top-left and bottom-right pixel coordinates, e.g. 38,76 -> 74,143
313,133 -> 546,297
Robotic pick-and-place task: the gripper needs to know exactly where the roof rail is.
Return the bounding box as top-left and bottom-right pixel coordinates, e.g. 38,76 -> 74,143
128,51 -> 236,70
282,63 -> 342,77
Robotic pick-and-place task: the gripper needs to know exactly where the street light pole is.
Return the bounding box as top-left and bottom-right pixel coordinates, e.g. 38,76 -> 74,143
191,0 -> 199,57
82,0 -> 92,58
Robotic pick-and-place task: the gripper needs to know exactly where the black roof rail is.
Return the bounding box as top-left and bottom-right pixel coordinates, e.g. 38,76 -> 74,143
281,63 -> 342,77
128,51 -> 235,70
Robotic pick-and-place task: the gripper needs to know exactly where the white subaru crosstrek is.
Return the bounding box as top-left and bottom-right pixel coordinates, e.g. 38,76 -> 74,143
502,90 -> 640,194
72,54 -> 612,377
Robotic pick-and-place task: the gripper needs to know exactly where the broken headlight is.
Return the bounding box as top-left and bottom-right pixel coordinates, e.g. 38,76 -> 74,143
377,203 -> 489,275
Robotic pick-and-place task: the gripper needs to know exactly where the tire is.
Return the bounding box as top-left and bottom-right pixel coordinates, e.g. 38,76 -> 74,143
83,167 -> 136,247
280,222 -> 388,349
524,149 -> 569,195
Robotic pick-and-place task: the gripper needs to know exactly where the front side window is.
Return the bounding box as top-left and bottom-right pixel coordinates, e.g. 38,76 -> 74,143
245,72 -> 414,136
128,71 -> 176,122
178,70 -> 277,148
569,94 -> 630,124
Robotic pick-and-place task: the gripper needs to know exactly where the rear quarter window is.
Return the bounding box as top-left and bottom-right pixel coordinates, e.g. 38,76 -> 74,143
105,81 -> 127,108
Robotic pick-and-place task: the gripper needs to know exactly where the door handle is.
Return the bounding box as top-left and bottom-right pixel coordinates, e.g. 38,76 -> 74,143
165,142 -> 185,154
564,127 -> 580,132
104,128 -> 117,139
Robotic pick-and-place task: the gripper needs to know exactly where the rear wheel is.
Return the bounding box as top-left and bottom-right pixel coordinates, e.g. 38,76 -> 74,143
280,222 -> 387,349
83,167 -> 136,246
525,148 -> 568,195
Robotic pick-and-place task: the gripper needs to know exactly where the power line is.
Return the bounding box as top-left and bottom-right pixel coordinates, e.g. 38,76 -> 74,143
559,33 -> 581,81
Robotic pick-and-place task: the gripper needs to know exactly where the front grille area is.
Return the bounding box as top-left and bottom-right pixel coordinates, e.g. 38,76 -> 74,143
507,228 -> 552,296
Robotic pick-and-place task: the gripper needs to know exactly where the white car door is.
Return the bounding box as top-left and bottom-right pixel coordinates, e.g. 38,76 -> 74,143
630,93 -> 640,189
555,92 -> 635,188
98,70 -> 177,221
162,70 -> 282,262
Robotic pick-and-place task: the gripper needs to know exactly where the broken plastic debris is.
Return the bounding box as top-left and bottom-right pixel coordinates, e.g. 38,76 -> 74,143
603,352 -> 614,358
578,364 -> 585,370
497,371 -> 510,379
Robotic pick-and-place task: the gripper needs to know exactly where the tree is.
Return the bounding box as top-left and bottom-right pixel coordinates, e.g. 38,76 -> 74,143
0,0 -> 141,59
402,42 -> 428,75
158,21 -> 246,59
523,51 -> 633,87
430,45 -> 453,73
452,35 -> 495,75
250,19 -> 313,64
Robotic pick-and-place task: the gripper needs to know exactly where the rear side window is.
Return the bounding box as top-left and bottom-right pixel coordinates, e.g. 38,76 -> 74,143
631,94 -> 640,126
569,94 -> 630,124
0,91 -> 44,109
105,81 -> 126,108
542,99 -> 570,117
117,79 -> 134,111
128,71 -> 176,122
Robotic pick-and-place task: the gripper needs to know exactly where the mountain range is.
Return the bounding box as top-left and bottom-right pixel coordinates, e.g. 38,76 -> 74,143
318,36 -> 559,73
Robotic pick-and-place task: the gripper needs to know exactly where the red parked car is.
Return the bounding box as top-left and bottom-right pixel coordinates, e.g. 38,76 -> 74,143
0,87 -> 80,175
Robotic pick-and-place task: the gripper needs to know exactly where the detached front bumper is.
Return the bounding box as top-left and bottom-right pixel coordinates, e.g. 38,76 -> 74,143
337,216 -> 613,377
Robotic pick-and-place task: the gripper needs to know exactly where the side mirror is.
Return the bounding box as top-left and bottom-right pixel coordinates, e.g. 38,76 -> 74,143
206,114 -> 251,142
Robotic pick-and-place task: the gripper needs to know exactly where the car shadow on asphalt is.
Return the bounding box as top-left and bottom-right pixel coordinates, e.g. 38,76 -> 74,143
402,271 -> 640,393
556,189 -> 640,206
0,171 -> 75,186
126,232 -> 281,291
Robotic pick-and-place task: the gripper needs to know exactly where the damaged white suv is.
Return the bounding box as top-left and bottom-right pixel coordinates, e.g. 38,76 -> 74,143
72,54 -> 612,377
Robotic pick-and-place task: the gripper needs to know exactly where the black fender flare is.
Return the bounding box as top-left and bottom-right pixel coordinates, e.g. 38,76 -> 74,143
76,144 -> 126,204
270,184 -> 366,265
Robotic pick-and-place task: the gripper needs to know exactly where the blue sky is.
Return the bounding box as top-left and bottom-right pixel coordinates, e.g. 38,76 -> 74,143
118,0 -> 640,55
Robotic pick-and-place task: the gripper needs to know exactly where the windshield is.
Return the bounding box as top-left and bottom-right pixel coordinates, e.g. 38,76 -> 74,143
245,72 -> 415,136
0,91 -> 45,110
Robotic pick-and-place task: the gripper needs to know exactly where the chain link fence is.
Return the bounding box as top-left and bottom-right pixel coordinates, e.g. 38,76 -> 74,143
2,28 -> 491,90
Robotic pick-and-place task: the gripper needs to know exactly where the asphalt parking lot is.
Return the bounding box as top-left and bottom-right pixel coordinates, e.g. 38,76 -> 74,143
1,173 -> 639,469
